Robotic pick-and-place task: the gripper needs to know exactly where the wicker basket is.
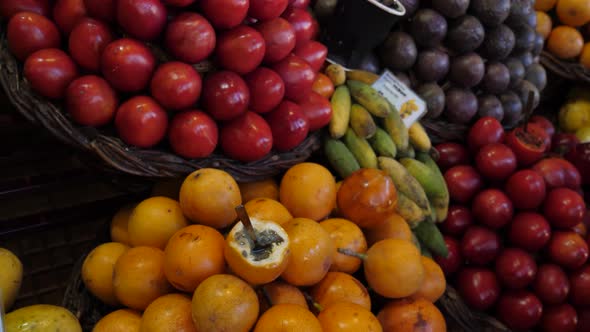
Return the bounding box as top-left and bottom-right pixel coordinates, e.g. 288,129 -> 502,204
0,27 -> 321,181
540,51 -> 590,83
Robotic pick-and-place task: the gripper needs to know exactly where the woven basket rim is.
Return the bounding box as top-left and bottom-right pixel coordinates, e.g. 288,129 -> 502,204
540,51 -> 590,84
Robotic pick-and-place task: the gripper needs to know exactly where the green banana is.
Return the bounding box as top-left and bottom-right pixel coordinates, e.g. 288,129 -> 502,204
408,122 -> 432,153
378,157 -> 431,215
396,192 -> 427,229
346,80 -> 391,118
399,158 -> 447,200
413,221 -> 448,258
416,152 -> 450,222
329,85 -> 352,139
368,127 -> 397,158
397,145 -> 415,159
343,128 -> 378,169
350,104 -> 377,139
382,104 -> 409,153
324,138 -> 361,179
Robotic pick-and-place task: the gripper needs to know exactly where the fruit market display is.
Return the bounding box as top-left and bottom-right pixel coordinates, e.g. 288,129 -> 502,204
1,0 -> 332,162
379,0 -> 547,127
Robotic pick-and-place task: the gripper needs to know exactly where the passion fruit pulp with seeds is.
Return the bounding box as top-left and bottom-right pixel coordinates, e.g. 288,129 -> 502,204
505,123 -> 550,167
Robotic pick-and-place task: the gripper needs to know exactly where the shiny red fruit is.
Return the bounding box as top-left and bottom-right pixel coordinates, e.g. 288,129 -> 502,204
297,92 -> 332,131
150,62 -> 202,111
467,116 -> 505,152
248,0 -> 288,20
475,143 -> 517,180
456,268 -> 501,311
273,55 -> 316,103
496,291 -> 543,330
101,38 -> 156,93
0,0 -> 51,18
433,236 -> 462,276
168,110 -> 218,159
505,123 -> 550,167
256,17 -> 296,64
552,133 -> 580,156
440,205 -> 472,236
24,48 -> 79,99
505,169 -> 546,210
461,226 -> 501,265
202,71 -> 250,121
163,0 -> 195,6
294,41 -> 328,72
7,11 -> 60,61
65,75 -> 118,127
117,0 -> 167,41
495,248 -> 537,289
569,265 -> 590,307
534,264 -> 570,305
220,112 -> 273,162
472,189 -> 514,229
165,13 -> 216,64
200,0 -> 249,29
444,165 -> 483,204
509,212 -> 551,252
540,304 -> 578,332
532,158 -> 582,190
115,96 -> 168,148
84,0 -> 116,22
52,0 -> 87,35
548,232 -> 589,269
289,0 -> 310,8
530,115 -> 556,139
544,188 -> 586,229
245,67 -> 285,114
68,18 -> 113,72
216,26 -> 266,75
434,142 -> 470,171
281,7 -> 319,48
265,101 -> 309,152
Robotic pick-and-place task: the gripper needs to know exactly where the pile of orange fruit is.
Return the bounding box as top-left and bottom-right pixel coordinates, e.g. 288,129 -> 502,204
84,163 -> 448,332
536,0 -> 590,67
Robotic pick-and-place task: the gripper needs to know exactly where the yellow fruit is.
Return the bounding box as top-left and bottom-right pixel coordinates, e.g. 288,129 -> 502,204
575,126 -> 590,143
535,0 -> 557,11
93,309 -> 142,332
5,305 -> 82,332
82,242 -> 129,306
140,294 -> 197,332
559,100 -> 590,132
110,203 -> 135,245
239,179 -> 280,202
244,198 -> 293,226
0,248 -> 22,311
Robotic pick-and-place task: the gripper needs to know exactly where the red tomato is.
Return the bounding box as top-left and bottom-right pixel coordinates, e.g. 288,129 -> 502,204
552,133 -> 580,155
530,115 -> 556,139
101,38 -> 156,93
433,236 -> 462,276
7,11 -> 60,61
168,110 -> 218,159
65,75 -> 118,127
544,188 -> 586,229
444,165 -> 483,204
202,71 -> 250,121
200,0 -> 249,29
216,26 -> 266,75
68,18 -> 113,72
0,0 -> 51,18
435,142 -> 470,171
220,112 -> 273,162
569,265 -> 590,307
281,7 -> 319,48
505,169 -> 546,210
248,0 -> 288,20
532,158 -> 582,190
52,0 -> 87,35
117,0 -> 167,41
255,17 -> 296,64
165,13 -> 216,64
440,205 -> 473,236
467,116 -> 505,152
456,268 -> 501,311
496,291 -> 543,330
84,0 -> 116,22
265,101 -> 309,151
461,225 -> 501,265
505,123 -> 550,167
150,62 -> 202,111
509,212 -> 551,252
311,73 -> 334,99
548,232 -> 589,270
24,48 -> 79,99
475,143 -> 517,180
540,304 -> 578,332
294,41 -> 328,72
272,54 -> 316,102
472,189 -> 514,229
289,0 -> 310,8
495,248 -> 537,289
245,67 -> 285,114
297,92 -> 332,131
115,96 -> 168,148
533,264 -> 570,305
163,0 -> 196,6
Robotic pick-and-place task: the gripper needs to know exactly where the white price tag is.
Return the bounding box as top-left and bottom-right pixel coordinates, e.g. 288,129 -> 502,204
372,70 -> 427,127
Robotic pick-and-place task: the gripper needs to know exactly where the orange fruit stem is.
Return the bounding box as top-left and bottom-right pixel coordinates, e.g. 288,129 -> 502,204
337,248 -> 368,261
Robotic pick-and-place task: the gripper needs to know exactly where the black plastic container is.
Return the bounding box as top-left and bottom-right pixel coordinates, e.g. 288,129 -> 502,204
320,0 -> 405,69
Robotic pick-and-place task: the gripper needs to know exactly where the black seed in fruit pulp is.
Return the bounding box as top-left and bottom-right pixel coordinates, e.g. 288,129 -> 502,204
478,94 -> 504,121
399,0 -> 420,16
416,83 -> 445,119
481,62 -> 510,94
500,91 -> 523,127
512,25 -> 536,54
515,80 -> 540,109
411,9 -> 448,48
414,49 -> 450,82
532,33 -> 544,56
515,52 -> 534,69
525,64 -> 547,91
358,52 -> 381,74
380,31 -> 418,71
469,0 -> 511,27
445,87 -> 478,124
446,15 -> 485,54
504,57 -> 525,88
480,24 -> 515,60
449,52 -> 485,88
394,71 -> 412,87
432,0 -> 470,18
505,0 -> 534,28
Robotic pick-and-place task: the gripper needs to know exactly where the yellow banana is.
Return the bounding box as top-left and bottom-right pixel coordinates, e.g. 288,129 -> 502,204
350,104 -> 377,139
329,85 -> 352,139
377,157 -> 431,215
343,128 -> 378,169
409,122 -> 432,153
382,103 -> 409,153
396,192 -> 427,229
346,70 -> 380,85
346,80 -> 391,118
